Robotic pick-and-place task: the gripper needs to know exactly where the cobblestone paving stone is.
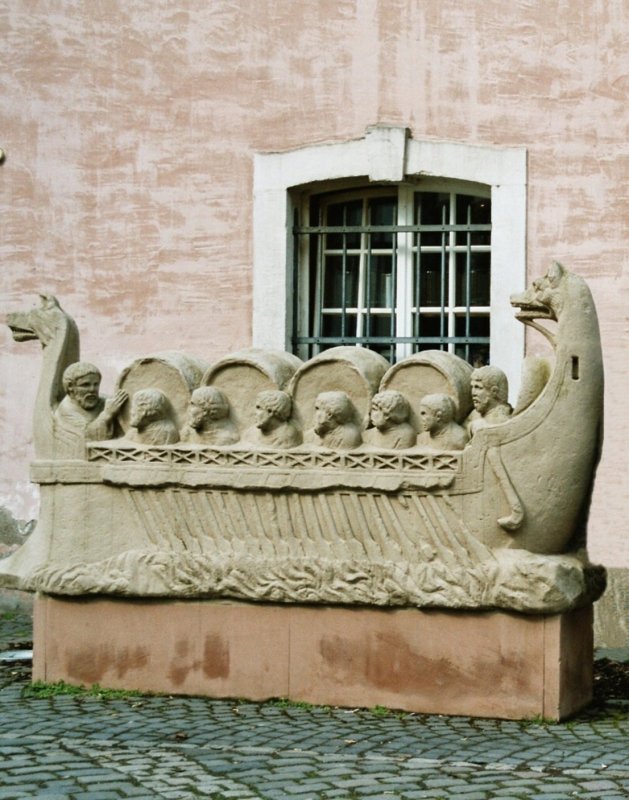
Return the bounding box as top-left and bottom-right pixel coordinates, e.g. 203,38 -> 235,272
0,679 -> 627,800
1,611 -> 628,799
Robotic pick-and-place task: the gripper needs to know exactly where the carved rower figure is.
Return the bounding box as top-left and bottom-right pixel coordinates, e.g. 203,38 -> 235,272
55,362 -> 127,442
307,391 -> 362,450
125,388 -> 179,445
467,365 -> 513,435
180,386 -> 239,445
244,389 -> 302,448
364,390 -> 416,449
416,393 -> 468,451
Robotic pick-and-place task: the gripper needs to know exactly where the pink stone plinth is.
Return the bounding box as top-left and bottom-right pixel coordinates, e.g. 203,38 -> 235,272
33,596 -> 593,720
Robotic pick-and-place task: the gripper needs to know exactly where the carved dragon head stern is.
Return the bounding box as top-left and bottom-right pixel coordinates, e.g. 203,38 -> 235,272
509,262 -> 568,347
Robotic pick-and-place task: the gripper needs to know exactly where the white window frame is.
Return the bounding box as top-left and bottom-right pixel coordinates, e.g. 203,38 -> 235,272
253,127 -> 526,401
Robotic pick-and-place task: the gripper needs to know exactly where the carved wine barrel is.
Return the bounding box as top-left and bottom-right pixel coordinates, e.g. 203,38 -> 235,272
380,350 -> 473,425
203,348 -> 303,431
288,346 -> 389,431
116,352 -> 208,432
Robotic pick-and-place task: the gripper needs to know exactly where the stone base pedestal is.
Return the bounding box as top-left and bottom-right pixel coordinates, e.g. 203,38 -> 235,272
33,596 -> 593,720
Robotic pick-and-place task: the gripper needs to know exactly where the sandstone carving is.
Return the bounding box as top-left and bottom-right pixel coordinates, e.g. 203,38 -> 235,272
306,391 -> 363,450
203,348 -> 303,433
1,263 -> 606,614
364,390 -> 417,449
416,393 -> 468,451
379,349 -> 473,431
116,352 -> 208,434
466,365 -> 513,434
125,389 -> 179,445
55,362 -> 127,447
289,346 -> 388,433
180,387 -> 240,446
244,390 -> 302,448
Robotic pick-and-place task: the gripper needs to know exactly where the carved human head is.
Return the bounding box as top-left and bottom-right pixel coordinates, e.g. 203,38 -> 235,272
313,391 -> 354,436
471,366 -> 509,414
370,391 -> 410,431
130,388 -> 171,428
419,393 -> 456,434
62,362 -> 102,411
188,387 -> 230,428
255,390 -> 292,432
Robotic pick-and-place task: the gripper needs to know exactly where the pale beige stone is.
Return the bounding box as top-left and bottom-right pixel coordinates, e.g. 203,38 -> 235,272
53,363 -> 127,457
363,390 -> 417,449
380,350 -> 474,427
7,295 -> 80,458
514,355 -> 553,414
124,388 -> 179,445
289,346 -> 388,433
416,393 -> 468,451
466,365 -> 513,434
116,352 -> 208,433
180,387 -> 239,446
0,264 -> 607,616
242,390 -> 301,449
203,348 -> 303,433
305,391 -> 363,450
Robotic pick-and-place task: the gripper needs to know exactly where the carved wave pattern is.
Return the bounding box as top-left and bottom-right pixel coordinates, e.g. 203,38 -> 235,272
87,445 -> 460,472
24,550 -> 603,614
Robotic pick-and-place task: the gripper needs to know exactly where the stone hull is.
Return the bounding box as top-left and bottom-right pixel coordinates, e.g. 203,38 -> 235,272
3,453 -> 603,614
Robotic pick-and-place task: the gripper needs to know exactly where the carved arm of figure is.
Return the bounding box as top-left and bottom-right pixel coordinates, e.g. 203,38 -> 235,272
86,388 -> 129,440
55,362 -> 128,446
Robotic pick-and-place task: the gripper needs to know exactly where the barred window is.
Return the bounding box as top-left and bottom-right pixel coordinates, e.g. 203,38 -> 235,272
293,184 -> 491,366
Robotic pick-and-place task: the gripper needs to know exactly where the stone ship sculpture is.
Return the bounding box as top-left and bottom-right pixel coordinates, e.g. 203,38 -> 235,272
1,263 -> 605,614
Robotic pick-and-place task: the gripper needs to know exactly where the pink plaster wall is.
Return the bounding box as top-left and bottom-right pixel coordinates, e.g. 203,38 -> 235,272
0,1 -> 627,564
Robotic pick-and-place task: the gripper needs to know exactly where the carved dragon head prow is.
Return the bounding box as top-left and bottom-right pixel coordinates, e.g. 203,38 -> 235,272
6,294 -> 80,456
7,294 -> 74,348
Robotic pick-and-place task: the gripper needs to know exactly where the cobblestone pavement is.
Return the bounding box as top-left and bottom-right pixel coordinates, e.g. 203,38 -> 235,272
1,610 -> 628,800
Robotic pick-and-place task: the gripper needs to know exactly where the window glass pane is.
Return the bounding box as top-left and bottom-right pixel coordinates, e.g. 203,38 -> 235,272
416,313 -> 443,339
454,315 -> 490,366
368,343 -> 396,360
455,194 -> 491,245
415,192 -> 449,246
463,345 -> 490,368
454,314 -> 490,338
323,254 -> 359,308
368,196 -> 396,249
321,313 -> 357,338
370,313 -> 395,337
325,200 -> 362,249
418,252 -> 447,307
368,254 -> 394,309
455,251 -> 491,306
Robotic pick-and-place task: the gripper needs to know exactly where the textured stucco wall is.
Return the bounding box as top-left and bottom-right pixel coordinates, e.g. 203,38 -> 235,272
0,1 -> 627,571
